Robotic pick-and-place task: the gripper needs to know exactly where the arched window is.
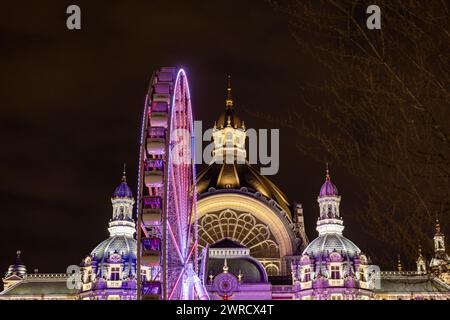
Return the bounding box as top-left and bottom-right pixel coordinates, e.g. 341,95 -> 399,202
303,268 -> 311,282
359,267 -> 366,282
327,205 -> 333,218
266,265 -> 279,276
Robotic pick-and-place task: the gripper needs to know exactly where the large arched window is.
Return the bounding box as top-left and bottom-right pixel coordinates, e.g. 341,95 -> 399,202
198,209 -> 279,259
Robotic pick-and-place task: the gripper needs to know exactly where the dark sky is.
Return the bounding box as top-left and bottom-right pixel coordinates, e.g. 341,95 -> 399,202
0,0 -> 365,273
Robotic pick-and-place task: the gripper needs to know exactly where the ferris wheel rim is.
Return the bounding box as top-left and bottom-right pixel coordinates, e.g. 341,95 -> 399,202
165,69 -> 196,298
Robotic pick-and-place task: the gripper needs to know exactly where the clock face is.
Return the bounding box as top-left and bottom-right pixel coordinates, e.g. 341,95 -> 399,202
214,273 -> 239,297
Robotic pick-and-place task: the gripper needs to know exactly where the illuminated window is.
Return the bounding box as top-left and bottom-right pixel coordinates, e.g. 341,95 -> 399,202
198,210 -> 279,259
87,269 -> 93,282
359,268 -> 366,281
303,268 -> 311,282
331,294 -> 343,300
110,266 -> 120,281
331,265 -> 340,279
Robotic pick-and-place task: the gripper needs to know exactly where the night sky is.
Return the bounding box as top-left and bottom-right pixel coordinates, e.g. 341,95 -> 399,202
0,1 -> 365,273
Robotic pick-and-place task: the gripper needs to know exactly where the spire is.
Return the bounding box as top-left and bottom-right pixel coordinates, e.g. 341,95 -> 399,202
397,255 -> 403,272
225,75 -> 233,108
433,217 -> 446,254
122,163 -> 127,182
416,244 -> 426,273
15,250 -> 22,264
435,218 -> 442,235
326,162 -> 330,181
113,165 -> 133,198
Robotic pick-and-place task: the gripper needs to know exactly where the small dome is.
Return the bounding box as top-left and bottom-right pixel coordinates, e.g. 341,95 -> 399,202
319,166 -> 338,197
113,181 -> 133,198
6,251 -> 27,277
319,179 -> 338,197
91,236 -> 137,276
303,233 -> 361,259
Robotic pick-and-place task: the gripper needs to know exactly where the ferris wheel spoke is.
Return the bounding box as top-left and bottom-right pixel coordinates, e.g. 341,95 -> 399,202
167,240 -> 197,300
169,162 -> 184,252
167,222 -> 184,263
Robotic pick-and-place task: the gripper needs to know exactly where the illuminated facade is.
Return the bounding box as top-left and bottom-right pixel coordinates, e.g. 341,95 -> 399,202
373,221 -> 450,300
1,76 -> 450,300
78,170 -> 151,300
291,169 -> 376,300
0,251 -> 78,300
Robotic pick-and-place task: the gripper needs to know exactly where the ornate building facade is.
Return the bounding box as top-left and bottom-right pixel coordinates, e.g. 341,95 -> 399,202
0,251 -> 78,300
78,171 -> 142,300
373,220 -> 450,300
1,80 -> 449,300
290,169 -> 375,300
196,78 -> 308,277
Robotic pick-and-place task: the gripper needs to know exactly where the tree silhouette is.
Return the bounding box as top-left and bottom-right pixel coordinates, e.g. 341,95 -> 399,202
265,0 -> 449,268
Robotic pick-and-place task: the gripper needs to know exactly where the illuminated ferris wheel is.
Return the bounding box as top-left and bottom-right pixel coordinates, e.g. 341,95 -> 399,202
136,67 -> 207,300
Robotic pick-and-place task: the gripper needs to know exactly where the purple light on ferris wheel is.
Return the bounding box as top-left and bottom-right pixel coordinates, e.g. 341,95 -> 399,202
151,102 -> 168,113
143,196 -> 162,209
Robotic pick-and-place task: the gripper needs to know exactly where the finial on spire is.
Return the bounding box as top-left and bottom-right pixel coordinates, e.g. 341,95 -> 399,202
16,250 -> 21,257
122,163 -> 127,182
326,163 -> 330,181
225,75 -> 233,108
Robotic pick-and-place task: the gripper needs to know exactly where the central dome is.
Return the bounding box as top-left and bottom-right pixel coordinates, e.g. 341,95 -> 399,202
302,233 -> 361,259
197,162 -> 291,219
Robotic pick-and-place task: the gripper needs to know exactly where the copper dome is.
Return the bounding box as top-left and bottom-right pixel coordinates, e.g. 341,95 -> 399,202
196,162 -> 292,220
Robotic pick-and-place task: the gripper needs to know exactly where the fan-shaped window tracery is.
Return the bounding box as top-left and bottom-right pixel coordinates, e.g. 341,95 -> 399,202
198,209 -> 279,258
